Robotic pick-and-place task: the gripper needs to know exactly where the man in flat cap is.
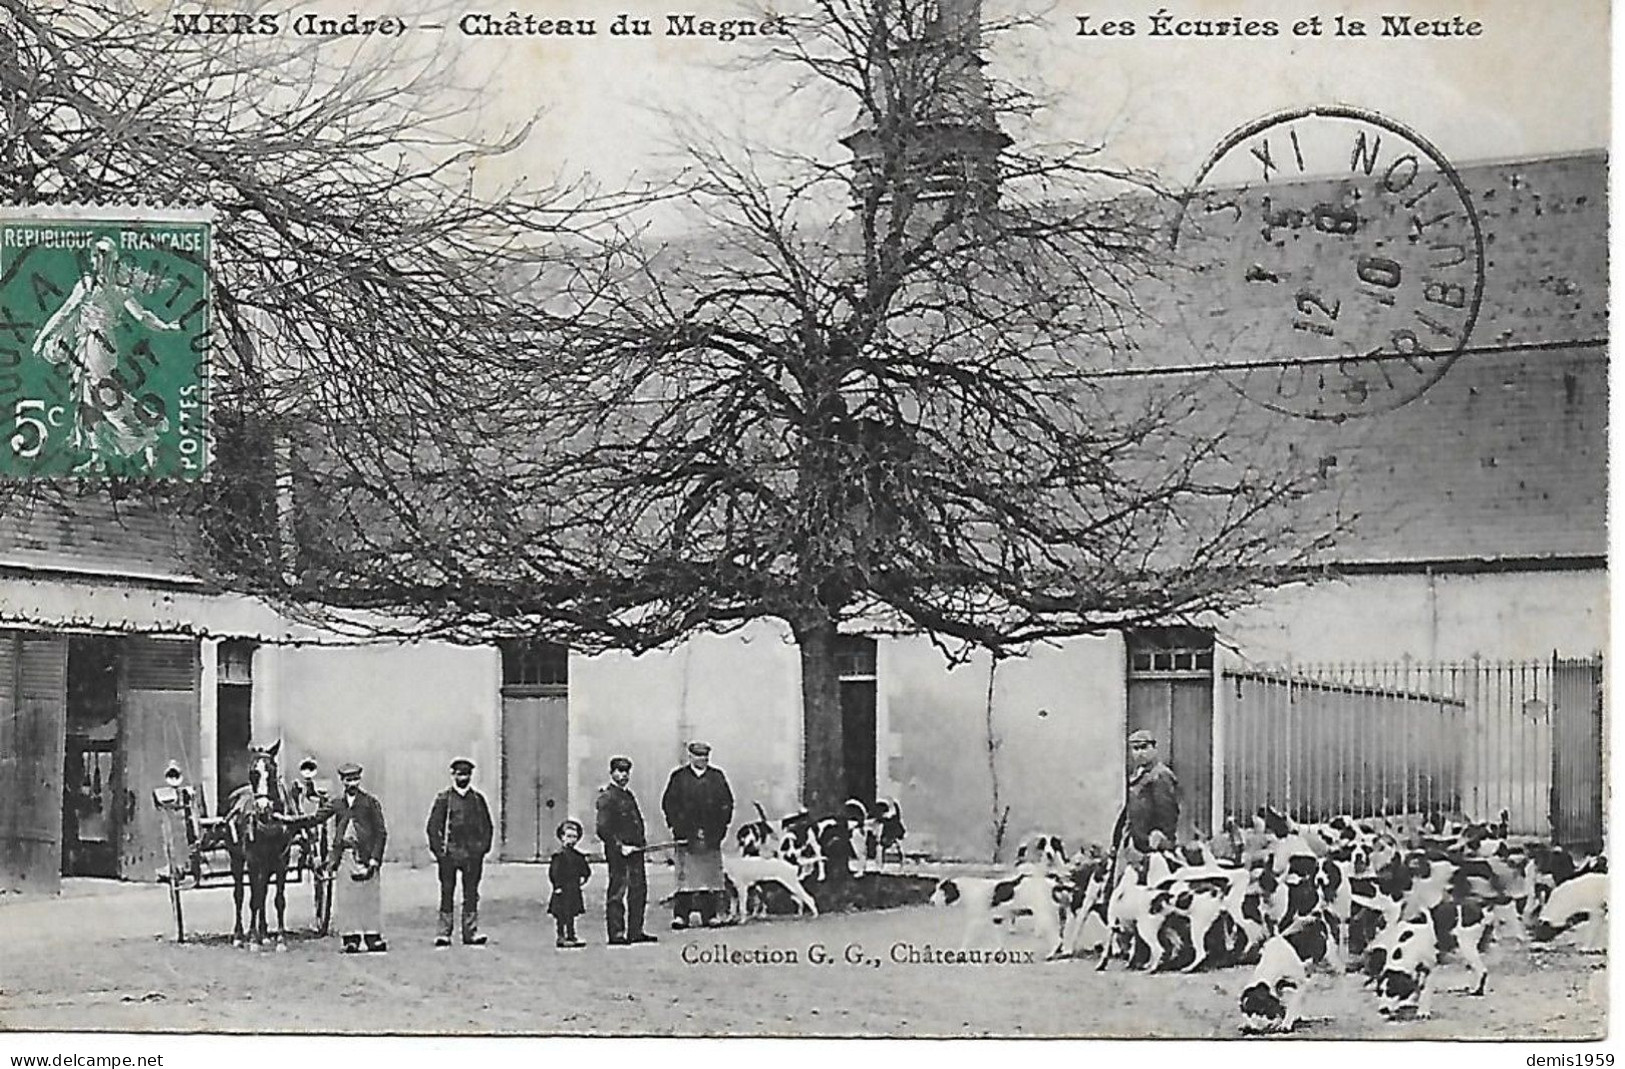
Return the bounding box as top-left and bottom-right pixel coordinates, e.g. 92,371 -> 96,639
427,757 -> 494,947
329,762 -> 388,953
660,741 -> 734,928
1125,729 -> 1180,853
596,756 -> 657,945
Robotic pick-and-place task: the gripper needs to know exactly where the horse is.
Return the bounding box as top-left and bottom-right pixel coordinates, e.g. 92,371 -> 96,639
224,741 -> 328,950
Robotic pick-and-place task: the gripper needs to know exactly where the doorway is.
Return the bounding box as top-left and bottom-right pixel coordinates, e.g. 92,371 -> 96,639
836,636 -> 878,804
498,641 -> 569,861
215,640 -> 255,814
1125,627 -> 1215,841
62,636 -> 121,878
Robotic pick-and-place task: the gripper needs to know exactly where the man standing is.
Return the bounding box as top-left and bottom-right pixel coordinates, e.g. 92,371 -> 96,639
660,741 -> 734,929
1125,728 -> 1180,853
329,762 -> 388,953
596,756 -> 657,946
426,757 -> 494,948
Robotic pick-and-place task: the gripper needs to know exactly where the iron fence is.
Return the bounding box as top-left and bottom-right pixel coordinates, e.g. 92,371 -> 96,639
1222,656 -> 1603,841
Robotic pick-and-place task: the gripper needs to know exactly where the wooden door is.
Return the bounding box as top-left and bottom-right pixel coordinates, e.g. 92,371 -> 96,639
0,631 -> 69,893
500,692 -> 568,861
118,637 -> 200,882
1127,679 -> 1213,841
1551,655 -> 1604,852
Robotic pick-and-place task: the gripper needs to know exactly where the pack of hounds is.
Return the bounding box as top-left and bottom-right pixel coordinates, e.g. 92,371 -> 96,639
717,798 -> 907,923
928,806 -> 1606,1034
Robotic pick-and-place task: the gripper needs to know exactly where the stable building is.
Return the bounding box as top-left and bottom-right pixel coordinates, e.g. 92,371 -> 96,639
0,152 -> 1605,890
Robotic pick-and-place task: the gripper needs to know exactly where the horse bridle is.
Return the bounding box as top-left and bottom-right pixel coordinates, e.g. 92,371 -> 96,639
243,751 -> 283,842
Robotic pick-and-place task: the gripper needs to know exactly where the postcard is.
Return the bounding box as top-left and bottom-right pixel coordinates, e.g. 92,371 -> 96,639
0,0 -> 1609,1058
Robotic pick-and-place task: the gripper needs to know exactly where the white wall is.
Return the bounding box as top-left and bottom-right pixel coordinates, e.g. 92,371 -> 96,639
569,619 -> 803,853
259,642 -> 501,866
1220,568 -> 1606,664
885,634 -> 1126,861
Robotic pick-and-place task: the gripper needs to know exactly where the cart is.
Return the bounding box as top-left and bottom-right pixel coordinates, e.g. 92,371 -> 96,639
153,766 -> 333,943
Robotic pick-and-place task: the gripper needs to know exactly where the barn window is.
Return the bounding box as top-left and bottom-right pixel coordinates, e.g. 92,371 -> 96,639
217,640 -> 255,685
124,637 -> 199,691
500,639 -> 568,692
1126,627 -> 1214,678
834,635 -> 877,680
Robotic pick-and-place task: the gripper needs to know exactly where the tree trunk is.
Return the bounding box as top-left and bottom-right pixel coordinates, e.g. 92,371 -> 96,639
796,621 -> 846,815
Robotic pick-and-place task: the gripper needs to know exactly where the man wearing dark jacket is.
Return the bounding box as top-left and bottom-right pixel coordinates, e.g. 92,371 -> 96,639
660,741 -> 734,928
426,758 -> 494,947
1125,729 -> 1180,852
596,756 -> 657,946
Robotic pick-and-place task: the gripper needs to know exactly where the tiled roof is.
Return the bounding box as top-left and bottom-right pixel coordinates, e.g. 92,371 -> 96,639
0,155 -> 1603,582
1284,344 -> 1605,563
0,493 -> 201,581
1160,152 -> 1608,565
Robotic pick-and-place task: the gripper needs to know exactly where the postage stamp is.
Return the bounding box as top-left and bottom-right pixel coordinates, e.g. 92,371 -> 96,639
0,207 -> 211,478
1171,106 -> 1486,421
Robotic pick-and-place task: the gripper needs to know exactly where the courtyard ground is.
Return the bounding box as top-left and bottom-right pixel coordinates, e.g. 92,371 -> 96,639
0,862 -> 1606,1039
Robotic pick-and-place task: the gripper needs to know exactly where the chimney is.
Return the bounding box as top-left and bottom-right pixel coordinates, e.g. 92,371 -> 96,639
840,0 -> 1010,210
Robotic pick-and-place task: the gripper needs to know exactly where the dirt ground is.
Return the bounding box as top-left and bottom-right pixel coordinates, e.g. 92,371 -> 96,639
0,863 -> 1606,1039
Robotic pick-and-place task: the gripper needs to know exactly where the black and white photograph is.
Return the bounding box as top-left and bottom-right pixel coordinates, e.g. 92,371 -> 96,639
0,0 -> 1610,1057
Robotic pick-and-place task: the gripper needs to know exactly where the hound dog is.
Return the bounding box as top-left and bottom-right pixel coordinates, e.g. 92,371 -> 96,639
721,853 -> 820,922
1239,934 -> 1309,1034
866,798 -> 907,866
1369,918 -> 1439,1021
1531,871 -> 1607,951
1014,834 -> 1070,875
932,871 -> 1072,959
736,802 -> 777,857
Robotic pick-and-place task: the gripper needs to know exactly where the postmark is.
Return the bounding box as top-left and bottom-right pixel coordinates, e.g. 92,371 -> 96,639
1171,106 -> 1485,420
0,207 -> 212,478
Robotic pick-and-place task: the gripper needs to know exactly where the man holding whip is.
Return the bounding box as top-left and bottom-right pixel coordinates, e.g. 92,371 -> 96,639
595,756 -> 659,946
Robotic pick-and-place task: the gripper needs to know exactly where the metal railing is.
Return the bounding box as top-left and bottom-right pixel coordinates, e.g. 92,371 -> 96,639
1222,656 -> 1602,839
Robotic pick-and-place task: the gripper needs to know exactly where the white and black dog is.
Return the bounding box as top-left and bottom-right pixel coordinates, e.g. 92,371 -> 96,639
721,853 -> 820,922
932,871 -> 1072,958
1369,917 -> 1439,1021
1239,935 -> 1309,1034
1531,871 -> 1607,951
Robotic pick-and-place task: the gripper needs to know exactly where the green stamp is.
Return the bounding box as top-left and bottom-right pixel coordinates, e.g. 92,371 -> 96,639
0,209 -> 211,479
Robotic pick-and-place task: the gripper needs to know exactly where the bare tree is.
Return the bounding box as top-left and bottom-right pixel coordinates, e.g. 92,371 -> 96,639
0,0 -> 606,598
486,0 -> 1339,810
2,1 -> 1336,812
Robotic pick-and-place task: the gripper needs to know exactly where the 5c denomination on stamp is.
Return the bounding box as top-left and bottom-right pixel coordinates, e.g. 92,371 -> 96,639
1172,106 -> 1485,420
0,207 -> 212,478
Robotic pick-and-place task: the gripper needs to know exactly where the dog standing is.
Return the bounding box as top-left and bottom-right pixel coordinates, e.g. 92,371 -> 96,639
721,854 -> 820,922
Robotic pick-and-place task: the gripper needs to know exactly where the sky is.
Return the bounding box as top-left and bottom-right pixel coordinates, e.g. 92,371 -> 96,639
127,0 -> 1608,229
435,0 -> 1610,201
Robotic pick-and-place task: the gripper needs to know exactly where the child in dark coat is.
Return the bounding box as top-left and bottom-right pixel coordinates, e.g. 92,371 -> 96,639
548,819 -> 590,948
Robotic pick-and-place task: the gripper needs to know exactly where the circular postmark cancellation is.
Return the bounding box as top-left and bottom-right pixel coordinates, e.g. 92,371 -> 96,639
0,207 -> 212,479
1171,106 -> 1485,421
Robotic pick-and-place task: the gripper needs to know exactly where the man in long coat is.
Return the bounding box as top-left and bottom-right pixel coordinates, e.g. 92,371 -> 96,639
1125,728 -> 1180,853
426,757 -> 494,947
329,762 -> 389,953
596,755 -> 657,945
660,741 -> 734,928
